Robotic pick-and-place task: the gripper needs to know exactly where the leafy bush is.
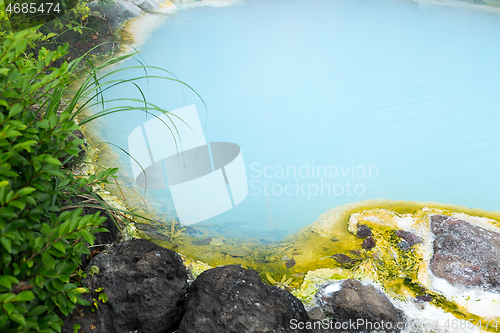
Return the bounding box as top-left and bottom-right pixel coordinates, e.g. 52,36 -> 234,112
0,29 -> 116,332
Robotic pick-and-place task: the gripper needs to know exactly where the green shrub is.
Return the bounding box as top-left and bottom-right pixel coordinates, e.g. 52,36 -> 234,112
0,29 -> 116,332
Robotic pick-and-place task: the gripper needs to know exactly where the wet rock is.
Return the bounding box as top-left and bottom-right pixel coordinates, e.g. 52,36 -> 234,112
361,236 -> 376,250
313,279 -> 406,333
356,224 -> 372,238
396,240 -> 410,251
414,295 -> 433,303
430,215 -> 500,293
62,239 -> 189,333
395,230 -> 420,248
178,265 -> 310,333
127,0 -> 160,11
331,253 -> 354,265
89,1 -> 143,28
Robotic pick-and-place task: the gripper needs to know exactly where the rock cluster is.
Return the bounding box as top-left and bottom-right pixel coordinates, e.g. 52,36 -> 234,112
88,0 -> 173,29
62,213 -> 500,333
62,240 -> 312,333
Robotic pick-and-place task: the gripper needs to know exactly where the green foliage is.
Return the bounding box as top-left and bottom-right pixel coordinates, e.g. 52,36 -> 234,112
0,7 -> 203,330
0,30 -> 116,332
88,265 -> 99,278
91,287 -> 106,312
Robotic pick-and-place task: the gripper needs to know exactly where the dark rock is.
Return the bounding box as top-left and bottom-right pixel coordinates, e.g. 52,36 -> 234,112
414,295 -> 433,303
62,239 -> 189,333
396,240 -> 410,251
315,279 -> 406,333
430,215 -> 500,293
178,265 -> 310,333
356,224 -> 372,238
89,1 -> 143,29
331,253 -> 354,265
193,237 -> 212,245
286,258 -> 296,269
361,237 -> 376,250
395,230 -> 420,248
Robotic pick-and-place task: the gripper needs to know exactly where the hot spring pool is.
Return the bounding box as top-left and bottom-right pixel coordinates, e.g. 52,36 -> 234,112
92,0 -> 500,238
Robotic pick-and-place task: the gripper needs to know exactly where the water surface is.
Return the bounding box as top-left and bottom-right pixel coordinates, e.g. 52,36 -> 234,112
96,0 -> 500,237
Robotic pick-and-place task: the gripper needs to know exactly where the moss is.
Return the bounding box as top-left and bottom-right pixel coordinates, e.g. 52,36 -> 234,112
86,134 -> 500,330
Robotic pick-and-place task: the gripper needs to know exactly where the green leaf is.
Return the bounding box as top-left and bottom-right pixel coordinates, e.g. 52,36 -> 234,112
44,156 -> 61,165
9,312 -> 26,326
41,253 -> 55,270
16,187 -> 36,197
52,241 -> 66,254
3,252 -> 11,265
80,229 -> 94,246
35,275 -> 45,287
29,305 -> 49,316
15,290 -> 34,302
0,180 -> 8,188
0,293 -> 16,303
1,237 -> 12,253
8,103 -> 23,117
59,221 -> 70,238
2,302 -> 14,315
58,274 -> 70,283
9,200 -> 26,210
0,314 -> 8,327
51,278 -> 63,291
98,293 -> 107,303
76,298 -> 90,306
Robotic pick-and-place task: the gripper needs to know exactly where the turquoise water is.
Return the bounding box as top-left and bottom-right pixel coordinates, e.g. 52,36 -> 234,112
98,0 -> 500,236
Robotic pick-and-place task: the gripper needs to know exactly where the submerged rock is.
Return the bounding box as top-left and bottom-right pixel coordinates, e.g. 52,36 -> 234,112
430,215 -> 500,293
394,230 -> 420,248
178,265 -> 310,333
356,224 -> 372,238
312,279 -> 406,333
361,236 -> 376,250
62,239 -> 189,333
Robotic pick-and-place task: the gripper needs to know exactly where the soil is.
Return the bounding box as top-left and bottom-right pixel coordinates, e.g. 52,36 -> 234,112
28,13 -> 119,70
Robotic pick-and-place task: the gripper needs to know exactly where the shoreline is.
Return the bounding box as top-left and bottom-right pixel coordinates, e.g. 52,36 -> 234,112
413,0 -> 500,14
117,0 -> 500,53
118,0 -> 240,56
87,0 -> 500,238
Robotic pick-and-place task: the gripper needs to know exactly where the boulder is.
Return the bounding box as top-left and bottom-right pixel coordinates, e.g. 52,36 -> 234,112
89,1 -> 143,28
62,239 -> 189,333
127,0 -> 160,12
312,279 -> 406,333
178,265 -> 310,333
430,215 -> 500,293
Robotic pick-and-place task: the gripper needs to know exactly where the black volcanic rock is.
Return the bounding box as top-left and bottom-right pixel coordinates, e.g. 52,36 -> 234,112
62,239 -> 189,333
178,265 -> 310,333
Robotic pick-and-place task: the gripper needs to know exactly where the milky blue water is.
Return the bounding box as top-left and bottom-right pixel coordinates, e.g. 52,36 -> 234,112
97,0 -> 500,236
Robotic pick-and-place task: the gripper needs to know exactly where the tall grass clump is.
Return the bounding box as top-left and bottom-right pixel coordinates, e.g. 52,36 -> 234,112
0,15 -> 199,332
